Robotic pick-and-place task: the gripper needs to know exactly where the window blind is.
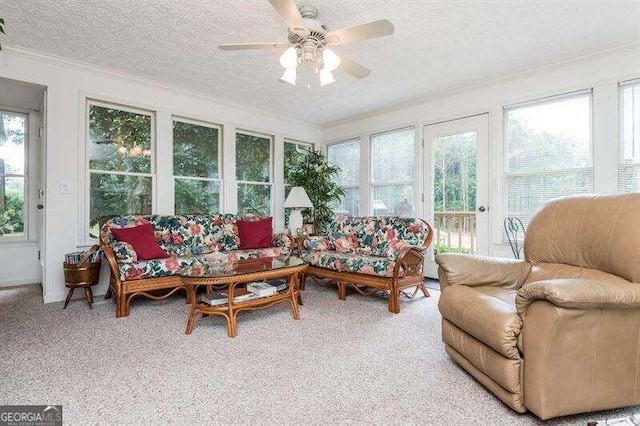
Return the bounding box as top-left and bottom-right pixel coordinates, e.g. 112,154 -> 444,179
503,91 -> 593,228
619,80 -> 640,193
327,139 -> 360,215
370,127 -> 414,216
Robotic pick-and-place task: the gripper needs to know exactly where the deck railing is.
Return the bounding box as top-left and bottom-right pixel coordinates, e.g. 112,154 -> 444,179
433,211 -> 476,253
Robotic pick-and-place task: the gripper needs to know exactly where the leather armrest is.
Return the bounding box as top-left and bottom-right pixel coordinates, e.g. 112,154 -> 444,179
435,253 -> 530,290
516,278 -> 640,319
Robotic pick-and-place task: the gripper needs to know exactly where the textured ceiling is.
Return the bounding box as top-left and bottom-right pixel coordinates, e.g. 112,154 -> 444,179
1,0 -> 639,126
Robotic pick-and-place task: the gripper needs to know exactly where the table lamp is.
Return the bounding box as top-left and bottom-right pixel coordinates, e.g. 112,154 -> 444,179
283,187 -> 313,236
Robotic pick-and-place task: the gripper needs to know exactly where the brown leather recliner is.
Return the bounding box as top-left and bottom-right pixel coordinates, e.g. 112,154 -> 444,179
436,193 -> 640,420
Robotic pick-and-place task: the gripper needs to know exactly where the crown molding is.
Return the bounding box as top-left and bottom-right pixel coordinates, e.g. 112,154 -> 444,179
321,41 -> 640,129
2,45 -> 322,130
4,40 -> 637,132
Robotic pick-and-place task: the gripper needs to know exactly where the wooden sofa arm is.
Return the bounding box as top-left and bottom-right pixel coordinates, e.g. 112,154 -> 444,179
393,247 -> 426,278
100,244 -> 122,287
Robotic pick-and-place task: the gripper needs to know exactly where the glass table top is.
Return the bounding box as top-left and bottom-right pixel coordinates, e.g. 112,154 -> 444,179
177,256 -> 305,279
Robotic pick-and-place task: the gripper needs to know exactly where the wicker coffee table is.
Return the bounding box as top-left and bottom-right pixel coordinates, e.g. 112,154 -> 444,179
180,256 -> 306,338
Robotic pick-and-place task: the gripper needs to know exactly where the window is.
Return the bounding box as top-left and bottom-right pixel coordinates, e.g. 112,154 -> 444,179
284,139 -> 313,188
88,102 -> 154,238
0,111 -> 27,238
173,119 -> 221,214
620,80 -> 640,193
504,91 -> 592,228
327,139 -> 360,215
236,131 -> 272,216
371,127 -> 414,216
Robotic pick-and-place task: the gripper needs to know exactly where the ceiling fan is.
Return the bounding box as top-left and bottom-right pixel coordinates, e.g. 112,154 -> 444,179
219,0 -> 395,86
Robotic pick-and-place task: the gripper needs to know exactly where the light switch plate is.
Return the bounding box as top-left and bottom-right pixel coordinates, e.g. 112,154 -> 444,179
59,180 -> 71,194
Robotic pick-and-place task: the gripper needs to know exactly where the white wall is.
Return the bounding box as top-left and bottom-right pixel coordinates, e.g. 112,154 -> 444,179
0,48 -> 321,302
321,45 -> 640,258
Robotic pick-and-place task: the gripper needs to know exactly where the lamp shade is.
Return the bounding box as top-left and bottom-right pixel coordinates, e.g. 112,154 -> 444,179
283,187 -> 313,208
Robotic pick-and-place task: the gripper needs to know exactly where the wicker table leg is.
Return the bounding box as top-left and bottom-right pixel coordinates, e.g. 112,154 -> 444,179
84,287 -> 94,309
63,287 -> 75,309
185,304 -> 198,335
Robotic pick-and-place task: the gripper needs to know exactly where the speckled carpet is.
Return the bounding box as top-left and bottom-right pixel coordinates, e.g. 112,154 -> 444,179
1,282 -> 638,425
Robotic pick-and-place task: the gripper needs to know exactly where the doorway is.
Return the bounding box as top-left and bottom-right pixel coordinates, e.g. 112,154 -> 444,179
0,77 -> 47,288
423,114 -> 489,278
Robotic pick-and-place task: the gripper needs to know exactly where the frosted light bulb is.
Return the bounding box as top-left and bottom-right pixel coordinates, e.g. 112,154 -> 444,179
322,48 -> 341,71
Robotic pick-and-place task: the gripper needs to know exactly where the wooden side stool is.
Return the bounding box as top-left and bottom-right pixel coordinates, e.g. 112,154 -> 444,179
63,261 -> 101,309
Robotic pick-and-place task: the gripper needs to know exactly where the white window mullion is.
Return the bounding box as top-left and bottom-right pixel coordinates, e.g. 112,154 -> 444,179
156,111 -> 173,214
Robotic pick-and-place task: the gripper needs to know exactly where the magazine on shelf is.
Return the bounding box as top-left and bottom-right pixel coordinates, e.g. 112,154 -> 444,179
246,282 -> 277,297
267,279 -> 288,292
199,291 -> 228,306
233,293 -> 259,303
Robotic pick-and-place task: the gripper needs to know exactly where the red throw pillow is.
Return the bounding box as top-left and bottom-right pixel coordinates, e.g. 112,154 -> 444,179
237,217 -> 273,249
111,223 -> 169,260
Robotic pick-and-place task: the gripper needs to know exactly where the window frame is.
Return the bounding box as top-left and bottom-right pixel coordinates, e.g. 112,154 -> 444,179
502,89 -> 594,239
172,116 -> 223,214
369,126 -> 415,216
326,138 -> 361,216
619,78 -> 640,193
284,138 -> 314,187
86,99 -> 156,240
0,109 -> 29,243
235,129 -> 274,215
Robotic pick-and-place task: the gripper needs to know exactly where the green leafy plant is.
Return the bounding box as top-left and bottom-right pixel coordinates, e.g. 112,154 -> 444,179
0,17 -> 5,50
433,243 -> 472,255
284,147 -> 345,234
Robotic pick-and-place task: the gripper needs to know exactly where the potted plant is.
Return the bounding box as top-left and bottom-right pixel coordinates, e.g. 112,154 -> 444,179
285,147 -> 345,234
0,17 -> 5,50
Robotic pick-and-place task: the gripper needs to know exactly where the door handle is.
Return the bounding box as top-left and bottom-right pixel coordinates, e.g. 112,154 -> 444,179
478,206 -> 487,212
37,204 -> 44,210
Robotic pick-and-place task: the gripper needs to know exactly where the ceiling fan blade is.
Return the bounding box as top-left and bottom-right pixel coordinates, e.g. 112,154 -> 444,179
326,19 -> 394,45
219,42 -> 289,51
339,57 -> 371,79
268,0 -> 308,32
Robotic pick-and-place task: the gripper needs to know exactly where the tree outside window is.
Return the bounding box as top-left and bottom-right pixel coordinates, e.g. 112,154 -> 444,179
88,103 -> 154,238
284,139 -> 313,188
0,111 -> 27,237
173,119 -> 221,214
236,131 -> 272,216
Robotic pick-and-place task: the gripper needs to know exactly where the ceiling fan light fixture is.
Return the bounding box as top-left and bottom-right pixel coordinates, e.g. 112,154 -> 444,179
319,69 -> 335,86
279,47 -> 298,69
280,68 -> 297,85
322,48 -> 341,71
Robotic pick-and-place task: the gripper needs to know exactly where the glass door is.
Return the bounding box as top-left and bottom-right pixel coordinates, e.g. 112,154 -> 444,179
423,114 -> 489,278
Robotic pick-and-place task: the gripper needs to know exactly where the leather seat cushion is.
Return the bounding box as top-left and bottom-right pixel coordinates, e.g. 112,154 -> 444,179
439,285 -> 522,360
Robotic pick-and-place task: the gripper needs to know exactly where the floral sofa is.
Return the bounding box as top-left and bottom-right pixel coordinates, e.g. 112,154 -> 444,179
302,215 -> 433,313
100,214 -> 291,317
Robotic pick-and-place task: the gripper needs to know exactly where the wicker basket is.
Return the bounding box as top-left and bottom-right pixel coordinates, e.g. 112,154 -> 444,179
63,261 -> 102,286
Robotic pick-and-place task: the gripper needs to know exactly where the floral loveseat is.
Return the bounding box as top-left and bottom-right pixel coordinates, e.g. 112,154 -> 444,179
302,215 -> 433,313
100,214 -> 291,317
